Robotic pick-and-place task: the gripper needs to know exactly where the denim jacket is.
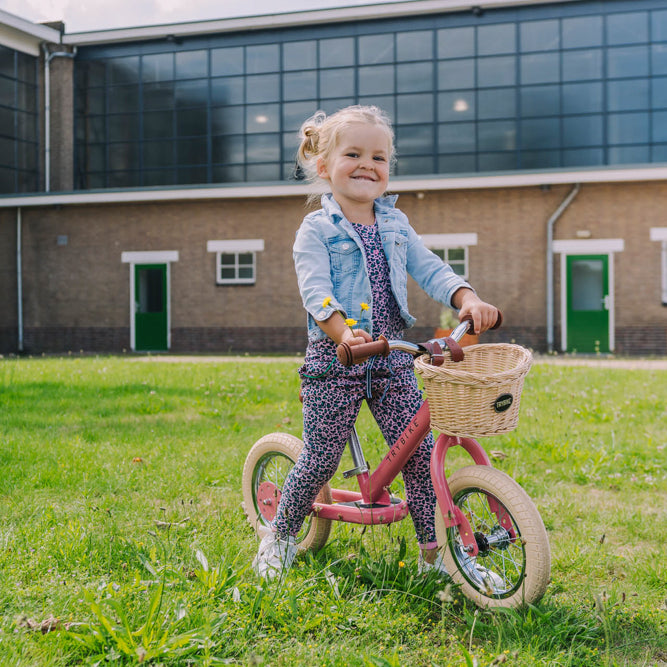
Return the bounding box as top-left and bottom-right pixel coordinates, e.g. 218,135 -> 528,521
293,194 -> 473,342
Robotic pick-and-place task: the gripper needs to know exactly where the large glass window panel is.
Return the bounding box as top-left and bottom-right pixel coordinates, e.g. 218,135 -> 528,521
143,82 -> 173,110
562,82 -> 603,114
477,56 -> 516,87
246,44 -> 280,74
478,120 -> 516,151
0,107 -> 13,138
396,93 -> 433,123
247,163 -> 280,180
321,97 -> 356,115
246,133 -> 280,162
439,154 -> 476,172
319,68 -> 354,98
652,10 -> 667,42
437,27 -> 474,58
478,151 -> 516,170
175,79 -> 208,107
607,112 -> 649,144
108,57 -> 139,84
0,77 -> 13,103
108,142 -> 139,170
521,85 -> 560,117
211,47 -> 244,76
396,31 -> 432,61
359,34 -> 394,65
16,110 -> 37,142
108,114 -> 139,142
607,46 -> 649,78
356,96 -> 393,118
653,77 -> 667,109
652,45 -> 667,77
109,84 -> 139,113
283,100 -> 317,131
212,164 -> 244,182
0,136 -> 14,167
563,147 -> 604,167
177,165 -> 208,184
143,169 -> 176,186
562,115 -> 603,147
396,124 -> 434,155
397,62 -> 433,93
606,12 -> 648,45
283,70 -> 317,101
176,107 -> 208,136
520,20 -> 559,52
16,52 -> 36,84
142,53 -> 173,82
319,37 -> 355,68
108,170 -> 141,187
85,116 -> 106,142
521,52 -> 559,84
177,136 -> 208,165
521,150 -> 560,168
211,76 -> 244,105
212,134 -> 244,163
478,88 -> 516,120
653,111 -> 667,143
608,145 -> 649,164
175,50 -> 208,79
607,79 -> 649,112
562,49 -> 603,81
17,141 -> 36,171
283,41 -> 316,71
246,104 -> 280,133
477,24 -> 516,56
246,74 -> 280,103
143,140 -> 175,168
438,122 -> 475,153
397,154 -> 434,175
83,87 -> 106,115
359,65 -> 394,95
653,144 -> 667,162
143,110 -> 174,139
438,59 -> 474,90
562,16 -> 603,49
520,117 -> 560,150
438,91 -> 475,122
0,165 -> 14,191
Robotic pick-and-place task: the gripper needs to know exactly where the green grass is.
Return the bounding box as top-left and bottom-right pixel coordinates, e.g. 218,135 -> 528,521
0,355 -> 665,666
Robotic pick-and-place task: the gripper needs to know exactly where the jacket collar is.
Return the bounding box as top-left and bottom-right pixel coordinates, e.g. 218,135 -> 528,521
320,193 -> 399,223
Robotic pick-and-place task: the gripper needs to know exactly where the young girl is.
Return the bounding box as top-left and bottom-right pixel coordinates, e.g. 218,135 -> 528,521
253,105 -> 499,579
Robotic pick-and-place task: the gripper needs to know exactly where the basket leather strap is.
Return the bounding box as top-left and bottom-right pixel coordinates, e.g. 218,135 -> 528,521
443,336 -> 465,363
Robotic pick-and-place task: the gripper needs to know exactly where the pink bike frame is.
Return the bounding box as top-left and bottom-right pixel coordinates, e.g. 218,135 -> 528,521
308,399 -> 513,557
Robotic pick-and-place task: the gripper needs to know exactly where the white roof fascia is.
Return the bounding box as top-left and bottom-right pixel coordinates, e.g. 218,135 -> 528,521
2,165 -> 667,209
0,9 -> 62,55
62,0 -> 580,46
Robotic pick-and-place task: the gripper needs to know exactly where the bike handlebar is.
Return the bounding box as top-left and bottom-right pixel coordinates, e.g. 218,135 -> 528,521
336,311 -> 503,367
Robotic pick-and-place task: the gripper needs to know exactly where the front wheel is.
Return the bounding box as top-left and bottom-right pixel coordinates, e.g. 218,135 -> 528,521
435,465 -> 550,609
242,433 -> 332,553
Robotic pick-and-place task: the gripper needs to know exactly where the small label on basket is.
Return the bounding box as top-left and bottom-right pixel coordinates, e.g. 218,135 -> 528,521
493,393 -> 514,413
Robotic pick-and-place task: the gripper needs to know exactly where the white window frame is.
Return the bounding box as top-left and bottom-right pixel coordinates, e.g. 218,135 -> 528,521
420,233 -> 478,279
650,228 -> 667,305
206,239 -> 264,285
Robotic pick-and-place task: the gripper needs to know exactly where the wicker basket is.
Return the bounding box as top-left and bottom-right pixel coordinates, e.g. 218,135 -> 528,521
414,343 -> 532,438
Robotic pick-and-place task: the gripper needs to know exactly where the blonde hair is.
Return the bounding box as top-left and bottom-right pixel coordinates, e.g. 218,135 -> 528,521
296,105 -> 395,186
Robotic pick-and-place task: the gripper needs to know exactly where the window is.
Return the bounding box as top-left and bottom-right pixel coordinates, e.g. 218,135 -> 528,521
650,228 -> 667,304
207,239 -> 264,285
420,233 -> 478,279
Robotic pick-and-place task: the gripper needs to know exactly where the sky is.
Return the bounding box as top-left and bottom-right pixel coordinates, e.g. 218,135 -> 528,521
0,0 -> 408,33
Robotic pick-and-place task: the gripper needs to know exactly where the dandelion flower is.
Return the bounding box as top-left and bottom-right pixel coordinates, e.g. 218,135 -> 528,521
398,561 -> 405,568
360,302 -> 369,311
322,296 -> 332,308
345,318 -> 358,327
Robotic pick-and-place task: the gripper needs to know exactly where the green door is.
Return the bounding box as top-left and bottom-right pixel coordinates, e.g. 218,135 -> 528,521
566,254 -> 609,353
134,264 -> 168,351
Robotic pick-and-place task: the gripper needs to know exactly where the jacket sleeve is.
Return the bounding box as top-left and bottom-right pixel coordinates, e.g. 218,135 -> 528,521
293,218 -> 347,322
404,223 -> 473,308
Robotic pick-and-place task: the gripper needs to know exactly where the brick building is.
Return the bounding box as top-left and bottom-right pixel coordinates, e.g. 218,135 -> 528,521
1,0 -> 666,355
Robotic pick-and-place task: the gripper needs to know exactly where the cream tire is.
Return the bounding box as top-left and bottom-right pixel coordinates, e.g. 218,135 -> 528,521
242,432 -> 332,553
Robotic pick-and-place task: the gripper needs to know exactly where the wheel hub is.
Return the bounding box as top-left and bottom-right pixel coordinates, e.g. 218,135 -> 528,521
256,482 -> 281,522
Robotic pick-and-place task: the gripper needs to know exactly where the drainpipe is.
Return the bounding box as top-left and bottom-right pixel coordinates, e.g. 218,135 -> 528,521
546,183 -> 580,353
17,207 -> 23,353
41,43 -> 77,192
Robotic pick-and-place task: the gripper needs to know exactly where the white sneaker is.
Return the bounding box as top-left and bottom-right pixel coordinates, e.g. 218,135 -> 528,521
252,525 -> 297,580
418,551 -> 449,576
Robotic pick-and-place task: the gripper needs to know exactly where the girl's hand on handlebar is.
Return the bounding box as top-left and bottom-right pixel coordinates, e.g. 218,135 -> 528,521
340,328 -> 373,362
455,290 -> 500,335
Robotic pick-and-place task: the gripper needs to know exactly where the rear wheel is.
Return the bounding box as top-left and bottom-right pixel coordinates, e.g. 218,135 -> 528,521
242,433 -> 332,553
435,465 -> 550,609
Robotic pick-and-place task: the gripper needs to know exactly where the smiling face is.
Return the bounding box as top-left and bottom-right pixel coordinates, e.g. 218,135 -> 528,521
316,122 -> 391,223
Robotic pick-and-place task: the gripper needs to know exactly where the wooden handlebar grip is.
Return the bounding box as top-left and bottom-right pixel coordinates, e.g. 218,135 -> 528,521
336,336 -> 390,367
